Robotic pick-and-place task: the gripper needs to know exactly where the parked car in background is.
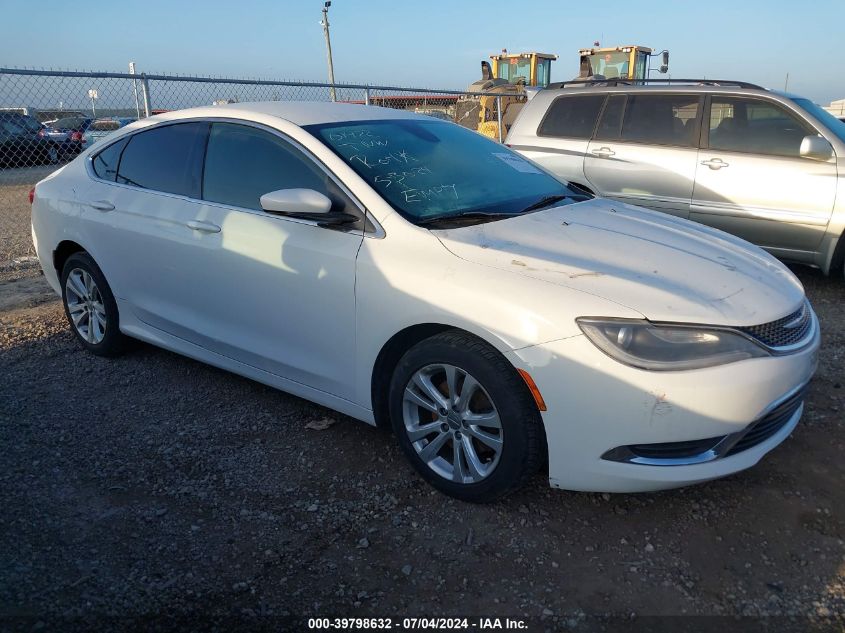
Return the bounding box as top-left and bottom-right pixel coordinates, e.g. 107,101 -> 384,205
82,117 -> 136,147
31,102 -> 818,501
42,116 -> 93,158
507,81 -> 845,276
0,112 -> 60,167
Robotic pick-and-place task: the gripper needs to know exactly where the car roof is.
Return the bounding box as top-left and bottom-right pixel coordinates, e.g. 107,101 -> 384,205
149,101 -> 430,127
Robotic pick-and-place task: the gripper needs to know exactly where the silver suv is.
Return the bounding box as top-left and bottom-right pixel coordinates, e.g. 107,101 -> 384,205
506,80 -> 845,275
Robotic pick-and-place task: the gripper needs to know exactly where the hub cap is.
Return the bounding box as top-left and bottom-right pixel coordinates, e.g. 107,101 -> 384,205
402,363 -> 503,484
65,268 -> 106,344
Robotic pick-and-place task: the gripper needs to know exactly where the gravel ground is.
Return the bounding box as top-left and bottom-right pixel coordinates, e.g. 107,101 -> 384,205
1,173 -> 843,632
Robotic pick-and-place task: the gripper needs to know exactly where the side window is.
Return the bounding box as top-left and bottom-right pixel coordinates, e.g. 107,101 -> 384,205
594,94 -> 625,140
707,97 -> 812,157
537,95 -> 605,139
621,94 -> 700,146
91,137 -> 128,182
202,123 -> 330,211
116,122 -> 207,197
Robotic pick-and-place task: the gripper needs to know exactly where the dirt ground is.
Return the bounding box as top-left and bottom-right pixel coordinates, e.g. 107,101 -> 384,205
1,173 -> 843,632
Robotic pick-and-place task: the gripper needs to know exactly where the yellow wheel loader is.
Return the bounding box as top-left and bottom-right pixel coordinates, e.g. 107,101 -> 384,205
455,51 -> 557,141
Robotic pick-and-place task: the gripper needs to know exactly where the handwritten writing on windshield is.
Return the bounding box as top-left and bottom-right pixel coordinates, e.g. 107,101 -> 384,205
329,127 -> 459,203
401,184 -> 459,204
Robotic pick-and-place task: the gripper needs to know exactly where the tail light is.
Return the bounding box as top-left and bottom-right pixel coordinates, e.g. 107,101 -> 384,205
70,131 -> 83,141
29,187 -> 35,204
37,129 -> 46,137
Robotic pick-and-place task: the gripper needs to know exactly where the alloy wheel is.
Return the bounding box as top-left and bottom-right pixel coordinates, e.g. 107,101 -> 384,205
402,363 -> 503,484
65,268 -> 107,344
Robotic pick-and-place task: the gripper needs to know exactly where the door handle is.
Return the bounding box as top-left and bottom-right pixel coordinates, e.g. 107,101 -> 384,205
186,220 -> 221,234
701,158 -> 729,170
88,200 -> 115,211
590,146 -> 615,158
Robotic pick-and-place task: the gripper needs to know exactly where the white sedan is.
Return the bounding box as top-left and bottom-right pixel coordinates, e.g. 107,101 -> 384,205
30,102 -> 819,502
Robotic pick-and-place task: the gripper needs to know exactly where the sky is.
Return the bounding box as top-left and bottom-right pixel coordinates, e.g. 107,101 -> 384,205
2,0 -> 843,105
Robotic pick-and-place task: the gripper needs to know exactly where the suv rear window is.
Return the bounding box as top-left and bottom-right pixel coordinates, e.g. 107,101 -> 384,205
620,94 -> 700,146
537,95 -> 605,139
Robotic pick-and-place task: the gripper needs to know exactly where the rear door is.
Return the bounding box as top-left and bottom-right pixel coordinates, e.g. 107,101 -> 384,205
691,95 -> 836,255
82,121 -> 209,326
511,93 -> 605,186
584,93 -> 702,219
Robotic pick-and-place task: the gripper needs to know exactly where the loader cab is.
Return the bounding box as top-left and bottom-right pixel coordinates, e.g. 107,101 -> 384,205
491,52 -> 558,88
578,46 -> 667,81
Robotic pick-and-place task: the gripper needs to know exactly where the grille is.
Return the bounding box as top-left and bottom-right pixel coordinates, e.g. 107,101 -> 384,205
740,300 -> 812,349
726,387 -> 806,456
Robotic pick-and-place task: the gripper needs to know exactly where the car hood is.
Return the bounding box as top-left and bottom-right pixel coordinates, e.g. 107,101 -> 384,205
433,199 -> 805,327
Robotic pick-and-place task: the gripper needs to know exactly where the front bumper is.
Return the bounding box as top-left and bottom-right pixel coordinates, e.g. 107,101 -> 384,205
508,313 -> 820,493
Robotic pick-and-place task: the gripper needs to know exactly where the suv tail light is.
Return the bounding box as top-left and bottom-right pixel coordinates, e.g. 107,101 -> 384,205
29,187 -> 35,204
70,131 -> 83,141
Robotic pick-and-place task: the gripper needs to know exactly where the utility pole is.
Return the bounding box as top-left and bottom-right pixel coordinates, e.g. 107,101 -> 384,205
320,1 -> 337,102
129,61 -> 141,119
784,72 -> 789,91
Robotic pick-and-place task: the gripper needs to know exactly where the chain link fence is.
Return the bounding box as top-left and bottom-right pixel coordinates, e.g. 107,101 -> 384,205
0,68 -> 519,185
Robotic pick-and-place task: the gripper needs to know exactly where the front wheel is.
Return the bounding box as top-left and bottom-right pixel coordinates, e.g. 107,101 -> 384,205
389,330 -> 545,502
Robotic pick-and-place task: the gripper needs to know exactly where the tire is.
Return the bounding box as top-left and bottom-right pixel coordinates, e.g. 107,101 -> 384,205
388,330 -> 545,502
61,252 -> 127,356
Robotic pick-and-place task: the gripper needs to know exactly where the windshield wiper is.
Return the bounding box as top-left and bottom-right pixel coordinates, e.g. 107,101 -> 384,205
416,211 -> 514,228
518,193 -> 586,214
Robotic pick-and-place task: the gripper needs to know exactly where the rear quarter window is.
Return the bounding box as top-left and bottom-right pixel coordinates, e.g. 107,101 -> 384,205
537,95 -> 605,139
92,137 -> 129,182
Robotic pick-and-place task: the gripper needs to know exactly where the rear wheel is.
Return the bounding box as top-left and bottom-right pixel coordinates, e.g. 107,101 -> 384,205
61,252 -> 127,356
389,330 -> 544,502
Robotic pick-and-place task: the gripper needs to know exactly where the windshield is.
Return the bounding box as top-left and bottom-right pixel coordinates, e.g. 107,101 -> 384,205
791,97 -> 845,144
305,119 -> 585,224
497,58 -> 531,84
589,51 -> 629,79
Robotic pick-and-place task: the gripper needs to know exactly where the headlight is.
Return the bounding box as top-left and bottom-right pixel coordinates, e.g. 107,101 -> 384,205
577,318 -> 769,371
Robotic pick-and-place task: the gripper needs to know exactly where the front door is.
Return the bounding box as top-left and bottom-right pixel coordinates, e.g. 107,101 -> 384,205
691,96 -> 836,256
174,122 -> 364,399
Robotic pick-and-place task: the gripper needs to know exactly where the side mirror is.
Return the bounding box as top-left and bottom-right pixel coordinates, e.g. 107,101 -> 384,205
259,188 -> 358,226
659,50 -> 669,74
799,135 -> 833,161
260,188 -> 331,215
